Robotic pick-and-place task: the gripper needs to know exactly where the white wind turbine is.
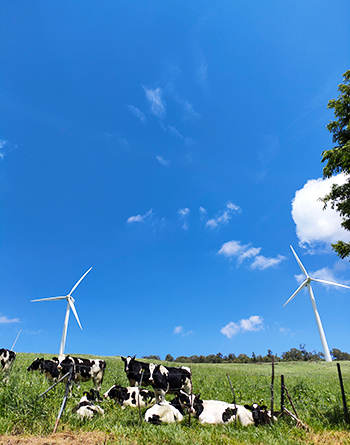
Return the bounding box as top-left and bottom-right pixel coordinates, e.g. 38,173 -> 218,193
31,267 -> 92,357
284,246 -> 350,362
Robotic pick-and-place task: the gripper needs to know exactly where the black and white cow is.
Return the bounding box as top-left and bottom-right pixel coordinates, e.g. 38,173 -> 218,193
121,356 -> 153,387
57,355 -> 106,391
0,348 -> 16,372
103,384 -> 155,408
144,395 -> 185,425
244,403 -> 276,426
176,392 -> 254,426
27,357 -> 60,382
72,388 -> 104,419
148,363 -> 192,403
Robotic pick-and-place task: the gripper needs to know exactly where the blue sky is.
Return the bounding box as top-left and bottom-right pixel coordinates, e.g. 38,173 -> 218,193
1,1 -> 350,360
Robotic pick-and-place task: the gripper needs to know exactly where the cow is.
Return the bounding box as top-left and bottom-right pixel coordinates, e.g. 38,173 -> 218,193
0,349 -> 16,372
244,403 -> 276,426
72,388 -> 104,419
27,357 -> 60,382
103,384 -> 155,408
144,395 -> 185,424
148,363 -> 192,403
57,355 -> 106,391
176,392 -> 255,426
121,356 -> 153,387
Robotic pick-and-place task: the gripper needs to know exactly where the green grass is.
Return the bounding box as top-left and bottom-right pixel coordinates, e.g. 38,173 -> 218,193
0,353 -> 349,444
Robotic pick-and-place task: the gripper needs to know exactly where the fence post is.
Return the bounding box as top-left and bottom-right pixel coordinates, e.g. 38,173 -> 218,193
281,375 -> 285,414
337,363 -> 349,423
270,357 -> 274,415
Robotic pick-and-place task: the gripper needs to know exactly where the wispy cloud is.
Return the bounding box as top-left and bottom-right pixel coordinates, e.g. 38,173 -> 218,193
0,314 -> 20,324
174,325 -> 193,337
205,202 -> 241,229
127,105 -> 147,124
181,101 -> 201,122
292,174 -> 348,249
156,156 -> 170,167
178,208 -> 190,230
0,139 -> 8,160
218,240 -> 285,270
221,315 -> 264,339
143,86 -> 166,119
127,209 -> 153,224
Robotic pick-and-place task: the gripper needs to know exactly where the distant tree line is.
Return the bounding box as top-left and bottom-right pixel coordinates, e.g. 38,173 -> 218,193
142,345 -> 350,364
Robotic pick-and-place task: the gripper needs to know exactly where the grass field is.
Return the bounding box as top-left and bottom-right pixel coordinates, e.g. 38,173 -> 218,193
0,353 -> 349,444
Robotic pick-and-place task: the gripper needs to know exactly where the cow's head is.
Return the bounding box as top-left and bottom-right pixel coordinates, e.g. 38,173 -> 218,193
121,355 -> 136,373
175,390 -> 201,415
244,403 -> 269,426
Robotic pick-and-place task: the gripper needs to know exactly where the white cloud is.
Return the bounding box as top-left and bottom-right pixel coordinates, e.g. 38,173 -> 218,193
221,315 -> 264,339
143,87 -> 166,119
0,314 -> 20,324
173,325 -> 193,336
291,174 -> 348,248
127,209 -> 153,224
182,101 -> 201,122
205,202 -> 241,229
250,254 -> 285,270
156,156 -> 170,167
178,208 -> 190,230
199,207 -> 207,219
127,105 -> 147,123
218,240 -> 285,269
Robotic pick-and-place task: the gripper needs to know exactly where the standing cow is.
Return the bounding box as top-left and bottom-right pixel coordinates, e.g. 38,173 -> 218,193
121,356 -> 153,387
148,363 -> 192,403
57,355 -> 106,391
27,357 -> 59,381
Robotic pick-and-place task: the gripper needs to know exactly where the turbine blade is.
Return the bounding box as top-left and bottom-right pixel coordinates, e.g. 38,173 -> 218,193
31,296 -> 66,302
68,298 -> 83,330
290,245 -> 308,277
68,267 -> 92,295
283,279 -> 308,307
311,277 -> 350,290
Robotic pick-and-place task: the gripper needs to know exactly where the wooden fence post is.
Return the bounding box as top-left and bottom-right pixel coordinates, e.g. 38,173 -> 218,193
281,375 -> 285,414
337,363 -> 349,423
270,357 -> 274,415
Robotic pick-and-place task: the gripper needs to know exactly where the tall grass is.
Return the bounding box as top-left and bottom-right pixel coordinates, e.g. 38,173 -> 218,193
0,353 -> 349,444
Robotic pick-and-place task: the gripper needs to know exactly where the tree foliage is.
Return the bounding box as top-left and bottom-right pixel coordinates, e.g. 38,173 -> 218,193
321,70 -> 350,258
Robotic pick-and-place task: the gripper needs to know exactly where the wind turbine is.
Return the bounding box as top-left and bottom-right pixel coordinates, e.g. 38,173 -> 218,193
284,246 -> 350,362
31,267 -> 92,357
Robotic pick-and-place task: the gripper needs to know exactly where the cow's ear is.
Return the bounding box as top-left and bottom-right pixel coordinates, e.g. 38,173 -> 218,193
40,358 -> 44,361
261,405 -> 267,410
132,355 -> 136,360
121,357 -> 126,362
244,404 -> 252,410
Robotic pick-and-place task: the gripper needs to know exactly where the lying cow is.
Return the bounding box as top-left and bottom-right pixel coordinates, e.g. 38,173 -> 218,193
244,403 -> 276,426
148,363 -> 192,403
144,396 -> 185,425
0,348 -> 16,372
177,392 -> 254,426
57,355 -> 106,391
72,388 -> 104,419
103,384 -> 155,408
27,357 -> 59,382
121,356 -> 153,387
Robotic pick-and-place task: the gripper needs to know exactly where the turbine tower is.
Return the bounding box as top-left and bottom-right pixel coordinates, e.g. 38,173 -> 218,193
31,267 -> 92,357
284,246 -> 350,362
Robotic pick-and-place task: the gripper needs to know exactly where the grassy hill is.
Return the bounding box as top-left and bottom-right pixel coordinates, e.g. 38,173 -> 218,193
0,353 -> 349,444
